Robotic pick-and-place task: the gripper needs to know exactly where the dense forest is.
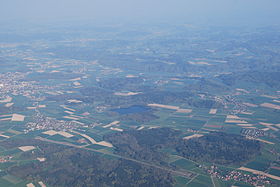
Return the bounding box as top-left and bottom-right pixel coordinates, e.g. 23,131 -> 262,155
2,139 -> 174,187
105,128 -> 261,166
218,71 -> 280,88
104,128 -> 179,165
176,132 -> 261,165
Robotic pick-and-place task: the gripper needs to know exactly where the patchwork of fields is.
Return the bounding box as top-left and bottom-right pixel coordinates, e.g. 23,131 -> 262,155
0,24 -> 279,186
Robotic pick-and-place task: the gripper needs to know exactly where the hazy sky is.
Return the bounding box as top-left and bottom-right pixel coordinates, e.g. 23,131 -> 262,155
1,0 -> 280,25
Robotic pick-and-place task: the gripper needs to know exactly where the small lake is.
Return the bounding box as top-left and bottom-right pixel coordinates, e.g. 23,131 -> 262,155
112,105 -> 150,114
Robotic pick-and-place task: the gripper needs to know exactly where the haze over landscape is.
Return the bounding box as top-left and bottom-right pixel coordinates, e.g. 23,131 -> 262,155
0,0 -> 280,187
1,0 -> 280,25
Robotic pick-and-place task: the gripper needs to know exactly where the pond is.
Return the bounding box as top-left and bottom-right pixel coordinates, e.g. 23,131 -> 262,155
112,105 -> 150,114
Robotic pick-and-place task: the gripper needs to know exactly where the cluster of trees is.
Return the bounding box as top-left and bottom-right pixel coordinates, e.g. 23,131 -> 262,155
1,128 -> 262,186
6,139 -> 174,187
105,129 -> 261,166
80,84 -> 194,105
218,71 -> 280,88
104,128 -> 179,165
176,132 -> 261,165
97,77 -> 144,91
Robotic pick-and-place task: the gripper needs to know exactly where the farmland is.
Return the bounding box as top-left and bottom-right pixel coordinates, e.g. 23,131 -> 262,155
0,22 -> 279,186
